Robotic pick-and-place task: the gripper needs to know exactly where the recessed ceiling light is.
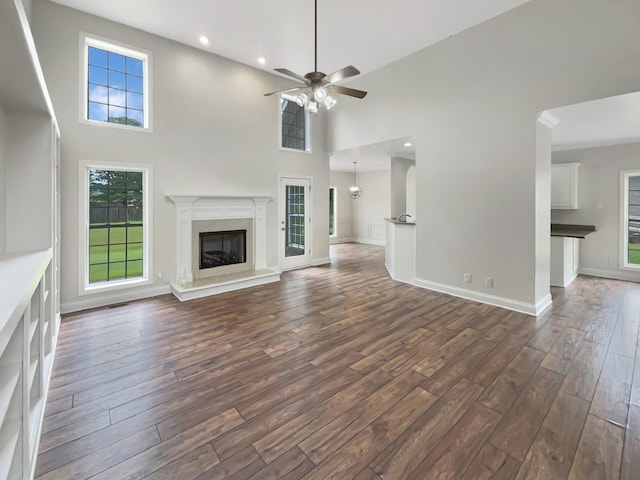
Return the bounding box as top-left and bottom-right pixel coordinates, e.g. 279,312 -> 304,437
404,142 -> 412,147
199,36 -> 209,45
258,57 -> 266,65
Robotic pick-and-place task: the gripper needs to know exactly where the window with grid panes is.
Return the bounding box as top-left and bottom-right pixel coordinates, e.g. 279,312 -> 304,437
88,169 -> 145,283
280,95 -> 310,151
329,187 -> 336,236
80,162 -> 152,294
83,35 -> 150,129
622,171 -> 640,269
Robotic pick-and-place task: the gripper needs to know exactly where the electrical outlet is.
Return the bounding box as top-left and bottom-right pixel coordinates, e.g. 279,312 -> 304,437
485,277 -> 493,287
464,273 -> 472,283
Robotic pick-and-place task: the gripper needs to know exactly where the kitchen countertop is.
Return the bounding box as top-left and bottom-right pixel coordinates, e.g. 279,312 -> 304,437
385,217 -> 416,225
551,223 -> 596,238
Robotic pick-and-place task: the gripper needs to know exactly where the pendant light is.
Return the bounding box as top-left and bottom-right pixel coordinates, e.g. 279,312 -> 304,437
349,162 -> 362,199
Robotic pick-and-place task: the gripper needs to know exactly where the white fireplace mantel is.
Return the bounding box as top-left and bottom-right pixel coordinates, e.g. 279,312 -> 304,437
167,194 -> 273,286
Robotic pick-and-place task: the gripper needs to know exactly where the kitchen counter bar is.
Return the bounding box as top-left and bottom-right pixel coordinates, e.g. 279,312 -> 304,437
385,218 -> 416,225
551,223 -> 595,239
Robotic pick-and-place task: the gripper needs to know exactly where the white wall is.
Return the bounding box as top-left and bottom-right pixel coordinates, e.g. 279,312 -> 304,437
329,171 -> 353,243
351,170 -> 390,246
552,142 -> 640,282
0,106 -> 6,253
329,169 -> 391,245
406,165 -> 416,221
390,157 -> 415,219
32,0 -> 330,312
326,0 -> 640,313
535,121 -> 552,307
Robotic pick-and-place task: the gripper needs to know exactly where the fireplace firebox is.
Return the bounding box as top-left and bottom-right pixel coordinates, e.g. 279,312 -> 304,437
199,230 -> 247,270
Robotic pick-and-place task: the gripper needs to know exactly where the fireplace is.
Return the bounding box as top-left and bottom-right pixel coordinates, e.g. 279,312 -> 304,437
199,230 -> 246,269
167,195 -> 280,300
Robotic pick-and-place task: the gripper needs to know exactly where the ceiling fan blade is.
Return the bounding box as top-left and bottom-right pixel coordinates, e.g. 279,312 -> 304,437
327,85 -> 368,99
324,65 -> 360,84
264,86 -> 304,96
274,68 -> 308,84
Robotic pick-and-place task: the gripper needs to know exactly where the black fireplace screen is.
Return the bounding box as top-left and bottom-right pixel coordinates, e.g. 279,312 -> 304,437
199,230 -> 246,269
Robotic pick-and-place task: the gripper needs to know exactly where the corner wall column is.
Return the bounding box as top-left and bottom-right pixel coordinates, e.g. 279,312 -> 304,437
253,198 -> 270,270
172,196 -> 199,283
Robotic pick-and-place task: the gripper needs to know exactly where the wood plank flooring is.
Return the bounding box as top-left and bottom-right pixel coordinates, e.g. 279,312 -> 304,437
36,243 -> 640,479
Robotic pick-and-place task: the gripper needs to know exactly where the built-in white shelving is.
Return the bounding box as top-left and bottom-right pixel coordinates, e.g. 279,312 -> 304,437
0,0 -> 61,478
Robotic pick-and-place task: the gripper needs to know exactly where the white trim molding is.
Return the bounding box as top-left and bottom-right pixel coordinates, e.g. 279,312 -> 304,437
352,238 -> 386,247
166,194 -> 279,300
311,257 -> 331,267
413,277 -> 545,316
79,31 -> 153,132
62,283 -> 171,314
579,267 -> 640,283
537,110 -> 561,129
78,161 -> 154,297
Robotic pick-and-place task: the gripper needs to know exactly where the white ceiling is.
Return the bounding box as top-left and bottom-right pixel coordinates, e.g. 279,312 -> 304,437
549,92 -> 640,151
330,137 -> 415,172
49,0 -> 530,80
48,0 -> 638,170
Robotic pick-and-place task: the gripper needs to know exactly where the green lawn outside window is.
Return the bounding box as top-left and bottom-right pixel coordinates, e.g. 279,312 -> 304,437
88,169 -> 144,283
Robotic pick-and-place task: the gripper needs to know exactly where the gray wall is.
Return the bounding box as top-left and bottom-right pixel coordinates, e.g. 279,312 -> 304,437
32,0 -> 330,312
326,0 -> 640,311
329,169 -> 391,245
0,107 -> 6,253
329,171 -> 353,243
351,170 -> 391,245
390,157 -> 415,219
552,142 -> 640,282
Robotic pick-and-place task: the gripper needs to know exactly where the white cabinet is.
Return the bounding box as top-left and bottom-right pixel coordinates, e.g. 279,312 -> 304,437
0,0 -> 60,478
385,220 -> 415,283
551,163 -> 580,209
550,236 -> 579,287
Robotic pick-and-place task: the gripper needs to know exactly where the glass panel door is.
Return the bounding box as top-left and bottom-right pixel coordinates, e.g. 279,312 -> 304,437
285,185 -> 306,257
280,177 -> 311,270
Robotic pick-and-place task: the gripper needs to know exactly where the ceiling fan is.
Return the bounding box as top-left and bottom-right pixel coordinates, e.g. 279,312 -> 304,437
264,0 -> 367,112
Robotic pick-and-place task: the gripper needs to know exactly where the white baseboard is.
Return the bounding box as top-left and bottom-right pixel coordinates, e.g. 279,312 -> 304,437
61,283 -> 172,314
535,293 -> 553,316
352,237 -> 385,247
330,237 -> 353,245
311,257 -> 331,266
413,277 -> 540,316
578,267 -> 640,283
171,270 -> 281,301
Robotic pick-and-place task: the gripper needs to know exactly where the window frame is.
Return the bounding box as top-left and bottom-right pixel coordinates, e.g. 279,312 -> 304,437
329,186 -> 337,238
279,93 -> 311,153
79,32 -> 153,132
79,160 -> 153,296
620,170 -> 640,271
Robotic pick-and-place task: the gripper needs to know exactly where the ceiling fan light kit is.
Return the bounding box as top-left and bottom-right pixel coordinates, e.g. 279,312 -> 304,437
264,0 -> 367,113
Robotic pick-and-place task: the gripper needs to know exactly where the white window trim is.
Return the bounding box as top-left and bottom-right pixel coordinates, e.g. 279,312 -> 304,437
79,31 -> 153,132
620,169 -> 640,271
279,93 -> 311,153
329,185 -> 337,238
78,160 -> 154,296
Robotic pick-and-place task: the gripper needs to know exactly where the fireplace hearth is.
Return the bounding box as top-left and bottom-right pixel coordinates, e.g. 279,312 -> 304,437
199,230 -> 246,270
167,195 -> 280,301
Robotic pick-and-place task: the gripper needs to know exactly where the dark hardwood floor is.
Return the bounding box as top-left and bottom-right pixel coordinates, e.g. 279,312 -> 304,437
36,243 -> 639,479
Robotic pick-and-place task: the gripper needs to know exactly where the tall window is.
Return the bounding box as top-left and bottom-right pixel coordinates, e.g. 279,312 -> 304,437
329,187 -> 336,237
280,94 -> 310,151
81,162 -> 152,293
82,34 -> 151,130
622,171 -> 640,269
